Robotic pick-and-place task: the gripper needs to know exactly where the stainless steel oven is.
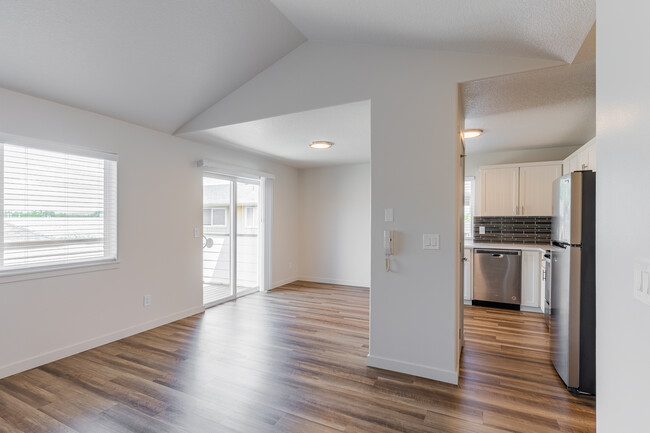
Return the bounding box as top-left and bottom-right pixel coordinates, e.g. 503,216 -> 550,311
543,251 -> 551,328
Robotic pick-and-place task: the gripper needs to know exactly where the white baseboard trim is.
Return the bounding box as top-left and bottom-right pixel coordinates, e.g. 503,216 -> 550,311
0,305 -> 205,380
297,275 -> 369,288
271,276 -> 299,289
520,306 -> 543,314
366,354 -> 459,385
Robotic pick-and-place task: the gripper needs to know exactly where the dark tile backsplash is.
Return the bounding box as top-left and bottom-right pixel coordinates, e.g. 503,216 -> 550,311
473,216 -> 551,244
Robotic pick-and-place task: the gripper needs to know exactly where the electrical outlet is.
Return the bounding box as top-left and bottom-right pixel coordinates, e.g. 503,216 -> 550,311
143,294 -> 152,307
479,226 -> 486,235
634,259 -> 650,306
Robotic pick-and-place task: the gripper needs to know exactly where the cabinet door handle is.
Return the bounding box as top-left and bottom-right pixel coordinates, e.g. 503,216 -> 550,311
515,205 -> 519,215
521,205 -> 525,215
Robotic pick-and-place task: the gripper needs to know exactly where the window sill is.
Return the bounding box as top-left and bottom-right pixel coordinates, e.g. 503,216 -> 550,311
0,260 -> 120,284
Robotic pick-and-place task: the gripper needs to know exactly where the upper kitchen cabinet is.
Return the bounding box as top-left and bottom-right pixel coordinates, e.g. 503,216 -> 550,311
563,137 -> 596,173
480,166 -> 519,216
480,162 -> 563,217
519,164 -> 563,216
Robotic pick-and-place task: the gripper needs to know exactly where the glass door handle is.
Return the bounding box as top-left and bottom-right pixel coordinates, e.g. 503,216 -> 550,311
203,235 -> 214,248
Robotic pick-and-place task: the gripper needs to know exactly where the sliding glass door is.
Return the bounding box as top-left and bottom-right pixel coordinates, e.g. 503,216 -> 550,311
202,176 -> 233,304
236,180 -> 259,296
202,175 -> 261,306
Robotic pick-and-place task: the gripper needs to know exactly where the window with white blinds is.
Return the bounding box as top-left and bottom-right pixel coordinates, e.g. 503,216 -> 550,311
1,142 -> 117,273
464,177 -> 475,239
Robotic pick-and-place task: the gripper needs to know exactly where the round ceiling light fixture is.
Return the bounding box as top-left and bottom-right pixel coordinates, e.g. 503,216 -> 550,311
462,129 -> 483,139
309,140 -> 334,149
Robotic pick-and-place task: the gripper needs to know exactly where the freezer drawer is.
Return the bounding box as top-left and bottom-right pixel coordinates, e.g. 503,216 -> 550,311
473,249 -> 522,305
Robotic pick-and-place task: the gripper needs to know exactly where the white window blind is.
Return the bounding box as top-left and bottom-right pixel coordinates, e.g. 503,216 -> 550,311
1,142 -> 117,273
464,177 -> 475,239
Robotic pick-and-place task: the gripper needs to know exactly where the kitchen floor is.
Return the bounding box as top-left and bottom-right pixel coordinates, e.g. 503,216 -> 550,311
462,305 -> 596,432
0,284 -> 595,432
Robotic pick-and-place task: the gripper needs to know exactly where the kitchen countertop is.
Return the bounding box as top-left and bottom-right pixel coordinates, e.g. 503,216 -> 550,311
465,241 -> 549,253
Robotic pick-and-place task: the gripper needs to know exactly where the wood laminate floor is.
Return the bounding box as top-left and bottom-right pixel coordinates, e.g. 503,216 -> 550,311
0,282 -> 595,432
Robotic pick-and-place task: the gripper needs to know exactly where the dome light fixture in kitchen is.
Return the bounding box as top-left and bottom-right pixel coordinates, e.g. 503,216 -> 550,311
309,140 -> 334,149
462,129 -> 483,139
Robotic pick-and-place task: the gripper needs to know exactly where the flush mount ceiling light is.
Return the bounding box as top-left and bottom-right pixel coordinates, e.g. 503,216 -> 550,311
309,140 -> 334,149
462,129 -> 483,139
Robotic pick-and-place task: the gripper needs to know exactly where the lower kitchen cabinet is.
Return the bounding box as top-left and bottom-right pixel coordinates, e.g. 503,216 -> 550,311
521,251 -> 541,308
463,248 -> 472,302
465,245 -> 544,312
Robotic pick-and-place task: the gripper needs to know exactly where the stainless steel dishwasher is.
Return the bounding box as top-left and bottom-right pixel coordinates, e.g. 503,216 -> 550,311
473,249 -> 522,305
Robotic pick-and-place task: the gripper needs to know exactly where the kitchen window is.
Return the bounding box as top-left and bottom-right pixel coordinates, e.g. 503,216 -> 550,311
0,140 -> 118,274
464,176 -> 475,239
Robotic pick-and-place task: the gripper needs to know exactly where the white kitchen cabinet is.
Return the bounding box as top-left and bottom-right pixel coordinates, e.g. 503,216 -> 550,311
480,162 -> 562,216
519,164 -> 562,216
480,167 -> 519,216
521,251 -> 541,308
586,143 -> 596,171
564,137 -> 596,173
565,156 -> 579,174
463,248 -> 472,302
577,150 -> 589,171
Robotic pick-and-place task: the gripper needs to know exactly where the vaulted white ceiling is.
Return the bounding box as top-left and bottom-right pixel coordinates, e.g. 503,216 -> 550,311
0,1 -> 305,133
0,1 -> 596,165
270,0 -> 595,63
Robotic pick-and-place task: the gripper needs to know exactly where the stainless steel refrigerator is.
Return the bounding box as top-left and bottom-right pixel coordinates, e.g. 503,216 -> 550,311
550,171 -> 596,394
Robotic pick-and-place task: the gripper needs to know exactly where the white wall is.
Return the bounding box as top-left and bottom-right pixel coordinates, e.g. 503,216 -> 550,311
597,2 -> 650,431
297,163 -> 370,287
456,86 -> 466,366
0,88 -> 300,378
466,145 -> 580,215
180,41 -> 562,383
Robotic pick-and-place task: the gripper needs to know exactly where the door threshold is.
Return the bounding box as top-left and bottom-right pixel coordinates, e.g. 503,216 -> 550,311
203,288 -> 260,309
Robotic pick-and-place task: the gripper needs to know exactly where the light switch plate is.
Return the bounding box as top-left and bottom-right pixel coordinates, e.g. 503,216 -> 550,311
384,208 -> 394,222
634,259 -> 650,306
423,234 -> 440,250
